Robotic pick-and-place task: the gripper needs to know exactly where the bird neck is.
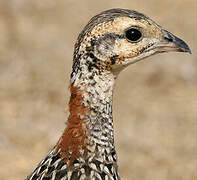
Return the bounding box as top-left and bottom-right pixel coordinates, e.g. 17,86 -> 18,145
55,59 -> 118,166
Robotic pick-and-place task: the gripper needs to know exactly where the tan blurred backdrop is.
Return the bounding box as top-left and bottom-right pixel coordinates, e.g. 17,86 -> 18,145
0,0 -> 197,180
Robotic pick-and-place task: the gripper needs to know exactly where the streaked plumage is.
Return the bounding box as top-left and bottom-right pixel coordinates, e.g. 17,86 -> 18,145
26,9 -> 191,180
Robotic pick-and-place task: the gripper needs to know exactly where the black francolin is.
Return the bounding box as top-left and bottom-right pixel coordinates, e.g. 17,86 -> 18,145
26,8 -> 191,180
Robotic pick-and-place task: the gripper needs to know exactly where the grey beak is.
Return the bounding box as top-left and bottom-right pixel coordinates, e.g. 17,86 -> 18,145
162,30 -> 191,54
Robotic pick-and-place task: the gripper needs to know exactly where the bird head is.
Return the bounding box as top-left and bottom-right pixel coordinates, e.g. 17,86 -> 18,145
73,8 -> 191,76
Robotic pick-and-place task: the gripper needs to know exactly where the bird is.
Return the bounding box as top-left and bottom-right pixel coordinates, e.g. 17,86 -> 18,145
26,8 -> 191,180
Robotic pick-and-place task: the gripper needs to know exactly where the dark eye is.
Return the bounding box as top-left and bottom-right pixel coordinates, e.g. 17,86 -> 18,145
125,28 -> 142,42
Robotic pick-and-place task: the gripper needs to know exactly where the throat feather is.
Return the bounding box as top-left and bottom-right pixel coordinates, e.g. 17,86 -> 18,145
55,70 -> 116,166
55,86 -> 88,166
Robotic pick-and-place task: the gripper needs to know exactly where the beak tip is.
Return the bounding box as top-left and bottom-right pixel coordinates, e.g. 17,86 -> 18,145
188,48 -> 192,54
162,29 -> 191,55
181,45 -> 191,54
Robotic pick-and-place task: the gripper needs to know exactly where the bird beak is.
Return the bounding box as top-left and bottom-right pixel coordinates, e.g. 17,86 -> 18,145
157,29 -> 191,54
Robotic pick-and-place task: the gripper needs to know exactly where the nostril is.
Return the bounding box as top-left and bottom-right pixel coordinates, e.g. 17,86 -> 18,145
164,36 -> 173,42
162,29 -> 174,42
162,29 -> 191,53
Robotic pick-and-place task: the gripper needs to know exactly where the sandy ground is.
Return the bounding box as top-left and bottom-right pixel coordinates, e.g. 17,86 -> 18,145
0,0 -> 197,179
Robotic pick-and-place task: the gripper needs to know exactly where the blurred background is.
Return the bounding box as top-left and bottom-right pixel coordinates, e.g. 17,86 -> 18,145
0,0 -> 197,179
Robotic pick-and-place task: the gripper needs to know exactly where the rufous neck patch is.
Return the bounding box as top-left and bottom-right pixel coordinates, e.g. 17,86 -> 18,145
55,86 -> 88,166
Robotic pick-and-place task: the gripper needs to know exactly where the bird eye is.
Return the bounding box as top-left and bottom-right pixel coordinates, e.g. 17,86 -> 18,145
125,27 -> 142,42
